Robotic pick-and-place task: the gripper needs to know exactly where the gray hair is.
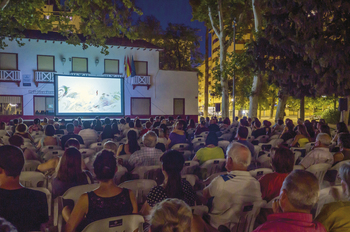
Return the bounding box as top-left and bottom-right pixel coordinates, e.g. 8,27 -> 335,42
226,142 -> 251,168
281,170 -> 319,210
339,162 -> 350,197
143,131 -> 158,148
316,133 -> 331,146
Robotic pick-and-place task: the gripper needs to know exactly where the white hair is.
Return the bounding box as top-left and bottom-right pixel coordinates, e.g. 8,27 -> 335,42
143,131 -> 158,148
226,142 -> 251,168
316,133 -> 331,146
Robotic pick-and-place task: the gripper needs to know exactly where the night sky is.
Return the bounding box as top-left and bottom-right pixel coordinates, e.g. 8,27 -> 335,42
134,0 -> 210,56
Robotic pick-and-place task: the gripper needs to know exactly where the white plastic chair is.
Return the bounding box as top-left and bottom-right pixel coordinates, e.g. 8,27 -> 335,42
200,159 -> 226,179
255,135 -> 269,144
19,171 -> 46,187
192,137 -> 206,144
304,142 -> 316,154
79,149 -> 96,158
118,179 -> 157,204
43,149 -> 64,161
181,161 -> 200,175
193,141 -> 206,151
118,154 -> 131,167
171,143 -> 190,151
256,154 -> 271,169
306,163 -> 331,187
326,160 -> 350,186
191,205 -> 209,217
81,215 -> 145,232
314,186 -> 343,217
23,160 -> 41,171
218,133 -> 232,141
29,187 -> 51,216
131,165 -> 163,184
113,165 -> 128,185
218,140 -> 230,152
293,151 -> 302,165
40,145 -> 62,154
89,142 -> 104,152
285,138 -> 294,145
269,135 -> 280,141
199,131 -> 209,137
181,174 -> 198,187
249,168 -> 273,180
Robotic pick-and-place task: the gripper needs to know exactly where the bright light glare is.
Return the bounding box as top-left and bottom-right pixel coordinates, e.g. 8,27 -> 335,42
9,103 -> 17,107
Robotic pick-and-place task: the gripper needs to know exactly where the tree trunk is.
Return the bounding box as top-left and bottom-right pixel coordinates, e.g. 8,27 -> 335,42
204,26 -> 209,118
219,36 -> 229,118
258,104 -> 262,119
270,95 -> 275,119
249,0 -> 262,118
300,96 -> 305,121
334,98 -> 337,111
275,94 -> 288,121
0,0 -> 10,10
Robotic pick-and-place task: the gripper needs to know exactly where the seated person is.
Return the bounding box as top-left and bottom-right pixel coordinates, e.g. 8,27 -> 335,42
128,131 -> 163,170
14,123 -> 34,143
140,150 -> 195,216
61,123 -> 84,150
0,145 -> 48,231
208,119 -> 220,133
28,118 -> 43,134
332,122 -> 349,144
253,170 -> 326,232
116,130 -> 140,157
279,121 -> 296,142
0,121 -> 11,137
252,120 -> 267,138
272,119 -> 284,133
333,134 -> 350,164
65,150 -> 137,232
236,126 -> 255,159
54,123 -> 65,135
188,119 -> 196,129
192,132 -> 225,165
167,120 -> 187,149
300,133 -> 333,169
78,121 -> 98,147
52,147 -> 93,199
100,119 -> 113,140
289,125 -> 310,147
194,120 -> 209,136
140,121 -> 152,137
9,135 -> 39,161
37,125 -> 61,150
203,143 -> 262,229
316,162 -> 350,232
73,120 -> 82,134
59,119 -> 66,129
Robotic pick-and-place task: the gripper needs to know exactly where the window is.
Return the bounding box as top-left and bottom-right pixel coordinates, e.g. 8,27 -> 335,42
34,96 -> 54,115
72,57 -> 88,73
174,98 -> 185,115
134,61 -> 148,75
131,98 -> 151,116
0,95 -> 22,115
37,55 -> 55,71
0,53 -> 18,70
104,59 -> 119,74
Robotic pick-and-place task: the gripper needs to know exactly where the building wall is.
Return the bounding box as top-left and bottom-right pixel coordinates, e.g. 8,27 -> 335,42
0,38 -> 198,120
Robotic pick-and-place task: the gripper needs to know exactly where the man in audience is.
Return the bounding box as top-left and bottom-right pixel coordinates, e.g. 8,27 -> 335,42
0,145 -> 48,231
61,123 -> 84,150
300,133 -> 333,169
59,119 -> 66,129
195,120 -> 209,135
128,131 -> 163,171
235,126 -> 255,159
140,121 -> 152,137
253,170 -> 326,232
79,121 -> 98,146
54,123 -> 64,135
153,116 -> 161,128
208,119 -> 220,133
73,120 -> 82,134
203,143 -> 262,229
9,135 -> 38,160
252,120 -> 266,138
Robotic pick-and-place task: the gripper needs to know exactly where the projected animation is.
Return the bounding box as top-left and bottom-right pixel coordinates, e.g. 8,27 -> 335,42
56,75 -> 123,114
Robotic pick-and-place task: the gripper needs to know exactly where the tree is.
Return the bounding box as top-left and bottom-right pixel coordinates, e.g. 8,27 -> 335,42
0,0 -> 141,54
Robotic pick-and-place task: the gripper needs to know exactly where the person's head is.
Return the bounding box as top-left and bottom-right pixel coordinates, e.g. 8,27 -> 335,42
0,122 -> 5,130
54,123 -> 60,130
226,143 -> 251,172
96,119 -> 102,128
143,131 -> 158,148
277,119 -> 283,126
315,133 -> 331,147
54,117 -> 59,122
73,120 -> 78,127
175,120 -> 185,131
223,117 -> 230,125
297,118 -> 304,125
263,120 -> 271,128
339,134 -> 350,151
104,117 -> 111,125
145,121 -> 152,129
286,121 -> 294,132
337,122 -> 349,134
18,118 -> 23,124
57,147 -> 84,182
338,162 -> 350,197
254,119 -> 261,129
149,198 -> 192,232
34,118 -> 40,125
169,116 -> 174,122
161,150 -> 184,199
103,141 -> 118,155
45,124 -> 55,136
120,118 -> 125,124
296,125 -> 308,137
135,119 -> 142,128
83,121 -> 91,129
94,149 -> 117,181
0,145 -> 24,178
149,117 -> 154,123
200,120 -> 206,127
320,124 -> 331,137
126,117 -> 131,123
43,117 -> 48,123
127,130 -> 140,153
9,135 -> 24,147
320,119 -> 326,124
65,123 -> 74,133
77,117 -> 82,123
205,117 -> 210,122
64,138 -> 81,150
235,116 -> 239,121
279,170 -> 319,212
271,148 -> 294,173
16,123 -> 27,133
205,131 -> 219,146
188,119 -> 195,128
13,119 -> 18,125
237,126 -> 248,140
129,121 -> 134,128
210,119 -> 217,125
60,119 -> 65,124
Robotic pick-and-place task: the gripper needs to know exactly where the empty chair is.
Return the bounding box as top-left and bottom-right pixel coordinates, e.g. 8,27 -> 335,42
199,159 -> 226,179
23,160 -> 41,171
192,137 -> 205,144
19,171 -> 46,187
249,168 -> 273,180
81,215 -> 144,232
181,174 -> 198,187
306,163 -> 331,187
118,179 -> 157,204
171,143 -> 190,151
40,145 -> 62,154
256,153 -> 271,169
29,187 -> 52,216
218,140 -> 230,152
218,133 -> 232,141
43,149 -> 64,161
181,161 -> 200,175
89,142 -> 104,152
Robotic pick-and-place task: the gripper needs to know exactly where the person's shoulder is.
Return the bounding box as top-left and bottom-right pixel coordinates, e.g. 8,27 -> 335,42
219,173 -> 237,182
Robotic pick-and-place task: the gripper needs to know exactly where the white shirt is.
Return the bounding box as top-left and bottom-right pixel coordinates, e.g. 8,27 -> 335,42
78,129 -> 98,146
300,147 -> 334,169
207,170 -> 262,229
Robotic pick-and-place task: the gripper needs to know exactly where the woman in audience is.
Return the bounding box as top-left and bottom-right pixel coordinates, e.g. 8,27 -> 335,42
116,130 -> 140,156
36,125 -> 61,150
320,124 -> 332,137
134,119 -> 143,132
93,119 -> 103,132
263,120 -> 272,136
316,162 -> 350,232
54,123 -> 65,135
279,121 -> 296,142
188,119 -> 196,129
333,122 -> 349,143
52,147 -> 93,199
111,122 -> 120,136
141,150 -> 195,216
272,119 -> 284,133
304,120 -> 316,141
289,124 -> 310,147
100,120 -> 113,141
14,123 -> 34,143
192,131 -> 225,165
9,135 -> 39,160
0,121 -> 11,137
28,118 -> 43,133
167,120 -> 187,149
65,150 -> 137,232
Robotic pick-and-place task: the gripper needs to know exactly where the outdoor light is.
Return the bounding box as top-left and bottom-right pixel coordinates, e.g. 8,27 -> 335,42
61,57 -> 66,66
95,58 -> 99,66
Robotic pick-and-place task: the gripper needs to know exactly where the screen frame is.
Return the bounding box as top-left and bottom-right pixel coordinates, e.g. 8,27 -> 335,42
54,74 -> 124,117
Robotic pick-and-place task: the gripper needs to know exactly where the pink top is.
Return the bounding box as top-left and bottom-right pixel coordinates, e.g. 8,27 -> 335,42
253,213 -> 327,232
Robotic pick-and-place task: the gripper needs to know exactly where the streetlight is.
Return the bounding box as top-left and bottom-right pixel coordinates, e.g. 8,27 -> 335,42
232,18 -> 236,120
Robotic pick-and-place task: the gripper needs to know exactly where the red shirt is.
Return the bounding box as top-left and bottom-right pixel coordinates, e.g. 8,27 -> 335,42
259,172 -> 289,202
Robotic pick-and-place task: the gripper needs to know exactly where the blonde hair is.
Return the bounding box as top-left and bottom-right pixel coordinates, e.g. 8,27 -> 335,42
103,141 -> 118,155
149,199 -> 192,232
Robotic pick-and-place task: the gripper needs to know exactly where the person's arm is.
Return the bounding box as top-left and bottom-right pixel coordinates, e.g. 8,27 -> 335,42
289,135 -> 301,147
192,154 -> 199,162
166,138 -> 172,149
65,193 -> 89,232
203,186 -> 212,200
116,144 -> 123,157
37,157 -> 59,172
140,201 -> 152,216
129,190 -> 138,214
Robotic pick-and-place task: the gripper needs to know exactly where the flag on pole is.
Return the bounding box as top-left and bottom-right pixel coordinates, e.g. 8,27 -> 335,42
126,56 -> 132,77
131,56 -> 136,77
124,56 -> 127,78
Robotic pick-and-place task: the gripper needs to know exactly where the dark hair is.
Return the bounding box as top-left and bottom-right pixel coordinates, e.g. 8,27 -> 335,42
337,122 -> 349,134
104,117 -> 111,125
0,145 -> 24,177
83,121 -> 91,129
16,124 -> 27,133
254,119 -> 261,128
54,117 -> 59,122
111,123 -> 120,135
205,131 -> 218,146
238,126 -> 248,139
161,150 -> 185,199
0,122 -> 5,130
339,134 -> 350,149
102,124 -> 113,139
45,125 -> 55,136
61,119 -> 66,123
65,138 -> 81,150
223,117 -> 230,125
146,121 -> 152,129
126,117 -> 131,123
66,123 -> 74,132
200,120 -> 206,126
135,119 -> 142,128
129,121 -> 134,128
127,130 -> 140,153
149,117 -> 154,123
9,135 -> 24,147
188,119 -> 195,128
94,150 -> 116,181
34,118 -> 40,125
272,148 -> 295,173
13,119 -> 18,124
176,120 -> 185,130
287,121 -> 294,132
278,119 -> 283,125
160,124 -> 168,136
263,120 -> 271,128
320,125 -> 331,137
169,116 -> 174,121
120,118 -> 125,124
297,125 -> 309,138
57,147 -> 85,182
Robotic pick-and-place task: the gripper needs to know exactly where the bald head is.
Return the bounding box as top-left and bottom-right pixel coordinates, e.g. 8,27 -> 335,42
226,142 -> 251,171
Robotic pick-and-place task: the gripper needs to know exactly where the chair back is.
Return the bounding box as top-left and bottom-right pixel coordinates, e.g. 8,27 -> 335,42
249,168 -> 273,180
62,183 -> 100,203
118,179 -> 157,204
200,159 -> 226,179
330,160 -> 350,185
202,172 -> 228,188
89,142 -> 104,152
191,205 -> 209,217
79,149 -> 96,158
192,137 -> 205,144
219,133 -> 232,141
304,142 -> 316,154
118,154 -> 131,167
255,135 -> 269,144
181,161 -> 199,175
23,160 -> 41,171
181,174 -> 198,187
113,165 -> 128,185
306,163 -> 331,187
29,187 -> 51,216
171,143 -> 190,151
43,150 -> 64,161
41,145 -> 62,154
20,171 -> 46,187
81,215 -> 145,232
131,165 -> 164,185
256,153 -> 271,169
218,140 -> 230,152
315,186 -> 343,217
193,142 -> 206,151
